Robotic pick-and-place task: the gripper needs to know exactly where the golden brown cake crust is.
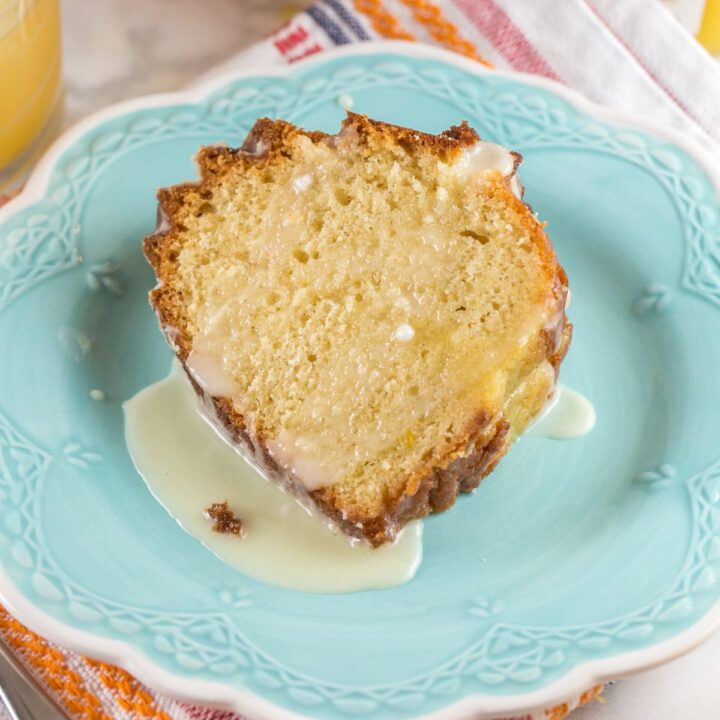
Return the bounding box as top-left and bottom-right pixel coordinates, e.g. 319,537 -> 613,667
144,113 -> 571,547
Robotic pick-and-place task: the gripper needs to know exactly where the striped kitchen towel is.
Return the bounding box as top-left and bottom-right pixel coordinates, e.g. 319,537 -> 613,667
2,0 -> 719,719
207,0 -> 720,155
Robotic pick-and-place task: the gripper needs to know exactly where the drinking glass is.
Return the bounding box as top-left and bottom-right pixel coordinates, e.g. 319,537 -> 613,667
0,0 -> 62,192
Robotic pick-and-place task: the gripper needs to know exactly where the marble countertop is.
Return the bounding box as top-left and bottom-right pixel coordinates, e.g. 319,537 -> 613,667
56,1 -> 719,718
60,0 -> 295,126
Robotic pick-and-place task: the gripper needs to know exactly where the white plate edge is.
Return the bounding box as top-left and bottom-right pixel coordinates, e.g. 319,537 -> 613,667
0,39 -> 719,720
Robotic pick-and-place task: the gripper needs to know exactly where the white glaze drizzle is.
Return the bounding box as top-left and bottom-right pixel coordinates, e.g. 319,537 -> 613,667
393,323 -> 415,342
123,363 -> 422,593
458,141 -> 521,198
527,384 -> 596,440
185,350 -> 236,397
293,174 -> 312,192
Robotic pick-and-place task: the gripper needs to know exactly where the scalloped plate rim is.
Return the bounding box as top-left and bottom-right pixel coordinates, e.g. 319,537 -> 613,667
1,41 -> 719,720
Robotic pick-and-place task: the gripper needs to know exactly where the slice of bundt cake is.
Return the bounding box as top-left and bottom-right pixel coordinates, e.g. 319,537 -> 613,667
144,113 -> 571,547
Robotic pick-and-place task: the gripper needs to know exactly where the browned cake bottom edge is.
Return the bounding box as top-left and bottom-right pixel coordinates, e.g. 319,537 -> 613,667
178,323 -> 568,548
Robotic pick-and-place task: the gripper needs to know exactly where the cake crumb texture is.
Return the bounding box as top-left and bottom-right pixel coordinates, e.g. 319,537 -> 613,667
145,113 -> 571,546
205,501 -> 243,535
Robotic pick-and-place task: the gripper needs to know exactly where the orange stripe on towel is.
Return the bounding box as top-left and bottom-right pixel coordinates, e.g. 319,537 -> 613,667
85,657 -> 173,720
545,684 -> 605,719
0,604 -> 171,720
352,0 -> 416,40
399,0 -> 493,66
0,605 -> 111,719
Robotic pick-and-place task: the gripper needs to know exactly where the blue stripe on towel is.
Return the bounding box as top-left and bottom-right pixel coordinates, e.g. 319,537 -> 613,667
322,0 -> 372,40
306,4 -> 353,45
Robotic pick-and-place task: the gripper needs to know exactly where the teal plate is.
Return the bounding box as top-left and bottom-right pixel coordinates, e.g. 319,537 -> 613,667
1,43 -> 720,720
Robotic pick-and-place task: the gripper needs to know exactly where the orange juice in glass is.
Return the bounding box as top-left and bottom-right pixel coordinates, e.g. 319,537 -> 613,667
0,0 -> 62,191
697,0 -> 720,54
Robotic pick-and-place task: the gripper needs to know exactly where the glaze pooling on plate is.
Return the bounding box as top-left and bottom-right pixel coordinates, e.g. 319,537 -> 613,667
0,44 -> 719,720
528,384 -> 596,440
123,364 -> 590,593
123,362 -> 423,593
